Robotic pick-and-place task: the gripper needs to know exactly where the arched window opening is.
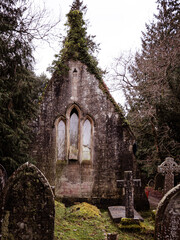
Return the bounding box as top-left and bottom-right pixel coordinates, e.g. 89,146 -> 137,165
69,108 -> 79,160
82,119 -> 92,161
57,120 -> 65,160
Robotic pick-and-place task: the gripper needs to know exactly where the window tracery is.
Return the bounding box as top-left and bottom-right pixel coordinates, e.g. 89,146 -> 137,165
56,105 -> 93,163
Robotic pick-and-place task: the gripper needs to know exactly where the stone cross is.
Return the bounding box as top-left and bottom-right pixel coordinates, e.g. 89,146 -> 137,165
158,157 -> 180,194
117,171 -> 141,218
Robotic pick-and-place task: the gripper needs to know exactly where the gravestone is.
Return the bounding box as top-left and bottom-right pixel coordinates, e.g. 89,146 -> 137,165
155,173 -> 164,190
0,164 -> 7,196
158,157 -> 180,194
108,171 -> 143,222
0,162 -> 55,240
117,171 -> 141,218
155,183 -> 180,240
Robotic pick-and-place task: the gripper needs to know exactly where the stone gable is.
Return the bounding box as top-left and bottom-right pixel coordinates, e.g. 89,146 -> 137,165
32,60 -> 135,204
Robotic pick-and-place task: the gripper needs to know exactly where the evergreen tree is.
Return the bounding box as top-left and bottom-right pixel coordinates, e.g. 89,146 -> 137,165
51,0 -> 102,80
112,0 -> 180,180
0,0 -> 41,175
154,0 -> 180,143
131,0 -> 180,172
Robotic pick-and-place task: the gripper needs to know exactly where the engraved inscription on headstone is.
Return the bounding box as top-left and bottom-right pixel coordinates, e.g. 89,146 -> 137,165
158,157 -> 180,194
0,162 -> 55,240
155,183 -> 180,240
117,171 -> 141,218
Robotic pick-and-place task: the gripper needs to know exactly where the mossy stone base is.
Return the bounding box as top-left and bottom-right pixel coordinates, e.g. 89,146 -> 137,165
119,218 -> 142,232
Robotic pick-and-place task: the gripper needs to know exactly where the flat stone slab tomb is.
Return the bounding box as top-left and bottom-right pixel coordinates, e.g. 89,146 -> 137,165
108,206 -> 144,223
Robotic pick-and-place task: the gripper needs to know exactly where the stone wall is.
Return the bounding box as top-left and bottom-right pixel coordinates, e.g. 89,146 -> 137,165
32,60 -> 135,203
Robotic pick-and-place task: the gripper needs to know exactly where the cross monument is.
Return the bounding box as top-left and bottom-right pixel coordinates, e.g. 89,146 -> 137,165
158,157 -> 180,194
117,171 -> 141,218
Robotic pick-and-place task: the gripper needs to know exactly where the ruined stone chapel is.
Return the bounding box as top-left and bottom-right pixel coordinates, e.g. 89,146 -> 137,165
31,2 -> 136,205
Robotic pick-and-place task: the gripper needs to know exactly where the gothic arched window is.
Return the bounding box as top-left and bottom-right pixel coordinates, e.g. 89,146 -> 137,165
57,120 -> 65,160
82,119 -> 92,161
69,108 -> 79,160
56,105 -> 94,163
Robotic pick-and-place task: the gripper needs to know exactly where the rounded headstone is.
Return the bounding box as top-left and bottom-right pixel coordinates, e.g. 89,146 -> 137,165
155,183 -> 180,239
0,162 -> 55,240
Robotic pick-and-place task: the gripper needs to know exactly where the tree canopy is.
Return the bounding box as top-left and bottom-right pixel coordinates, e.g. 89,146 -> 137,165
50,0 -> 102,80
0,0 -> 48,175
112,0 -> 180,179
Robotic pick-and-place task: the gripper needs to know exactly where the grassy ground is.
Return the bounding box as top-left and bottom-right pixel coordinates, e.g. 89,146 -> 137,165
55,201 -> 155,240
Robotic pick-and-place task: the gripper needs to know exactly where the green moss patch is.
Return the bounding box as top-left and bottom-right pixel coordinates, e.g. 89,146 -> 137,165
55,201 -> 155,240
55,202 -> 105,240
119,224 -> 142,232
120,218 -> 141,225
118,218 -> 141,232
68,202 -> 101,219
55,201 -> 66,220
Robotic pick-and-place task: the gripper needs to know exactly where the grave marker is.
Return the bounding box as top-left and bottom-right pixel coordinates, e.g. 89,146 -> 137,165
158,157 -> 180,194
0,162 -> 55,240
108,171 -> 143,222
117,171 -> 141,218
155,183 -> 180,239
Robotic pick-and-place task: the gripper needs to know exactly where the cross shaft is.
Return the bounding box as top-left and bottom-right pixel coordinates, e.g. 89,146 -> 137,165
117,171 -> 141,218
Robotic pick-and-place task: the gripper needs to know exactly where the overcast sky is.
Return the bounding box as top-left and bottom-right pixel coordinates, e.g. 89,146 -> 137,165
33,0 -> 158,104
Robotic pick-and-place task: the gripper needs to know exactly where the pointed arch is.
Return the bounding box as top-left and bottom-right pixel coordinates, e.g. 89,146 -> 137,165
55,104 -> 94,163
66,104 -> 81,161
55,116 -> 66,161
69,108 -> 79,160
82,116 -> 94,162
66,103 -> 82,118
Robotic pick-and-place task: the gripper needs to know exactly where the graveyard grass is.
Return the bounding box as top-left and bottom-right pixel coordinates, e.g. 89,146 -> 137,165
55,201 -> 155,240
